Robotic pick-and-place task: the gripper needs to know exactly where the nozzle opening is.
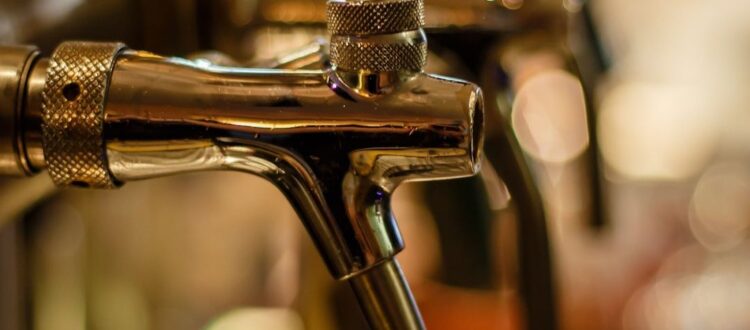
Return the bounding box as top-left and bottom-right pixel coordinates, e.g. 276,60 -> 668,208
471,89 -> 486,170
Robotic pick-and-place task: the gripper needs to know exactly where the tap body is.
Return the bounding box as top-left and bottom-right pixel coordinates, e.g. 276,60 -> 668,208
1,28 -> 481,330
93,50 -> 482,280
0,1 -> 486,328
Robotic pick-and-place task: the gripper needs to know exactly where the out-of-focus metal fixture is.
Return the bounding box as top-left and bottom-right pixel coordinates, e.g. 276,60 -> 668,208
0,45 -> 38,176
0,1 -> 484,329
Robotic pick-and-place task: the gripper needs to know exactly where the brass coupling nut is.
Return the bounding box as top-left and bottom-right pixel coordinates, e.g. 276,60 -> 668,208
327,0 -> 427,72
41,41 -> 126,189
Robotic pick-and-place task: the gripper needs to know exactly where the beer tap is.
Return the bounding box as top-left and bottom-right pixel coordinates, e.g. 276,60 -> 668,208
0,0 -> 484,329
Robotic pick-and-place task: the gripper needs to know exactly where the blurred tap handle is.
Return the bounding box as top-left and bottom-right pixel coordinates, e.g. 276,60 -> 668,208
481,0 -> 609,232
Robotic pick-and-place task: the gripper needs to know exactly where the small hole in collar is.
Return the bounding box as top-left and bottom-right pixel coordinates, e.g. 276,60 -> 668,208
62,83 -> 81,101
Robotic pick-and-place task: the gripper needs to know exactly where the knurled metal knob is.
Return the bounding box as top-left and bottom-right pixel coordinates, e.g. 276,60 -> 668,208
329,33 -> 427,72
327,0 -> 427,72
41,41 -> 125,189
327,0 -> 424,36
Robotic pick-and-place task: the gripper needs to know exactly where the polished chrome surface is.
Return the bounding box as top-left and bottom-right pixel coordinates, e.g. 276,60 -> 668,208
0,41 -> 482,330
41,42 -> 125,188
96,42 -> 479,328
97,50 -> 482,279
349,260 -> 424,330
189,39 -> 328,70
23,58 -> 46,172
0,45 -> 38,176
251,40 -> 329,70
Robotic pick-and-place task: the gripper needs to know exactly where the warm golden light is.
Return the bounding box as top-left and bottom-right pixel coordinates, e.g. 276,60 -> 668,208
689,163 -> 750,251
598,83 -> 718,181
207,308 -> 304,330
512,70 -> 590,164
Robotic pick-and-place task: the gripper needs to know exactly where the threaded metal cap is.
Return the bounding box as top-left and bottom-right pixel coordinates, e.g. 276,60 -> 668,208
330,33 -> 427,72
327,0 -> 427,72
327,0 -> 424,36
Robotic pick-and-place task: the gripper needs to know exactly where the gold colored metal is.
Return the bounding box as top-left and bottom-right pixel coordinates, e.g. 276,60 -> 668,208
41,42 -> 125,188
0,45 -> 39,176
328,0 -> 427,74
327,0 -> 424,36
330,31 -> 428,72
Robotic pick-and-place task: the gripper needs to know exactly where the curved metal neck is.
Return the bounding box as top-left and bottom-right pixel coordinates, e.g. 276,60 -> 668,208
96,51 -> 481,279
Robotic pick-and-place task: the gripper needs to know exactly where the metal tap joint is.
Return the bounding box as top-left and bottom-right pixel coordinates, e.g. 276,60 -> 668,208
328,0 -> 427,73
0,1 -> 484,329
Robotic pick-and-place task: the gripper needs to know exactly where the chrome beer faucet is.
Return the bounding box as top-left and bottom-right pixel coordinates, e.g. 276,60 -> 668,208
0,1 -> 483,329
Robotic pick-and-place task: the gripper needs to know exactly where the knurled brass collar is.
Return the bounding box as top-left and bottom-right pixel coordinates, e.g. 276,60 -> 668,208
330,31 -> 427,72
41,41 -> 125,189
327,0 -> 424,36
327,0 -> 427,73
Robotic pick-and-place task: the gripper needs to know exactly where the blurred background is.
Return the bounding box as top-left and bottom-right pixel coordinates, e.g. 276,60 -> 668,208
1,0 -> 750,329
